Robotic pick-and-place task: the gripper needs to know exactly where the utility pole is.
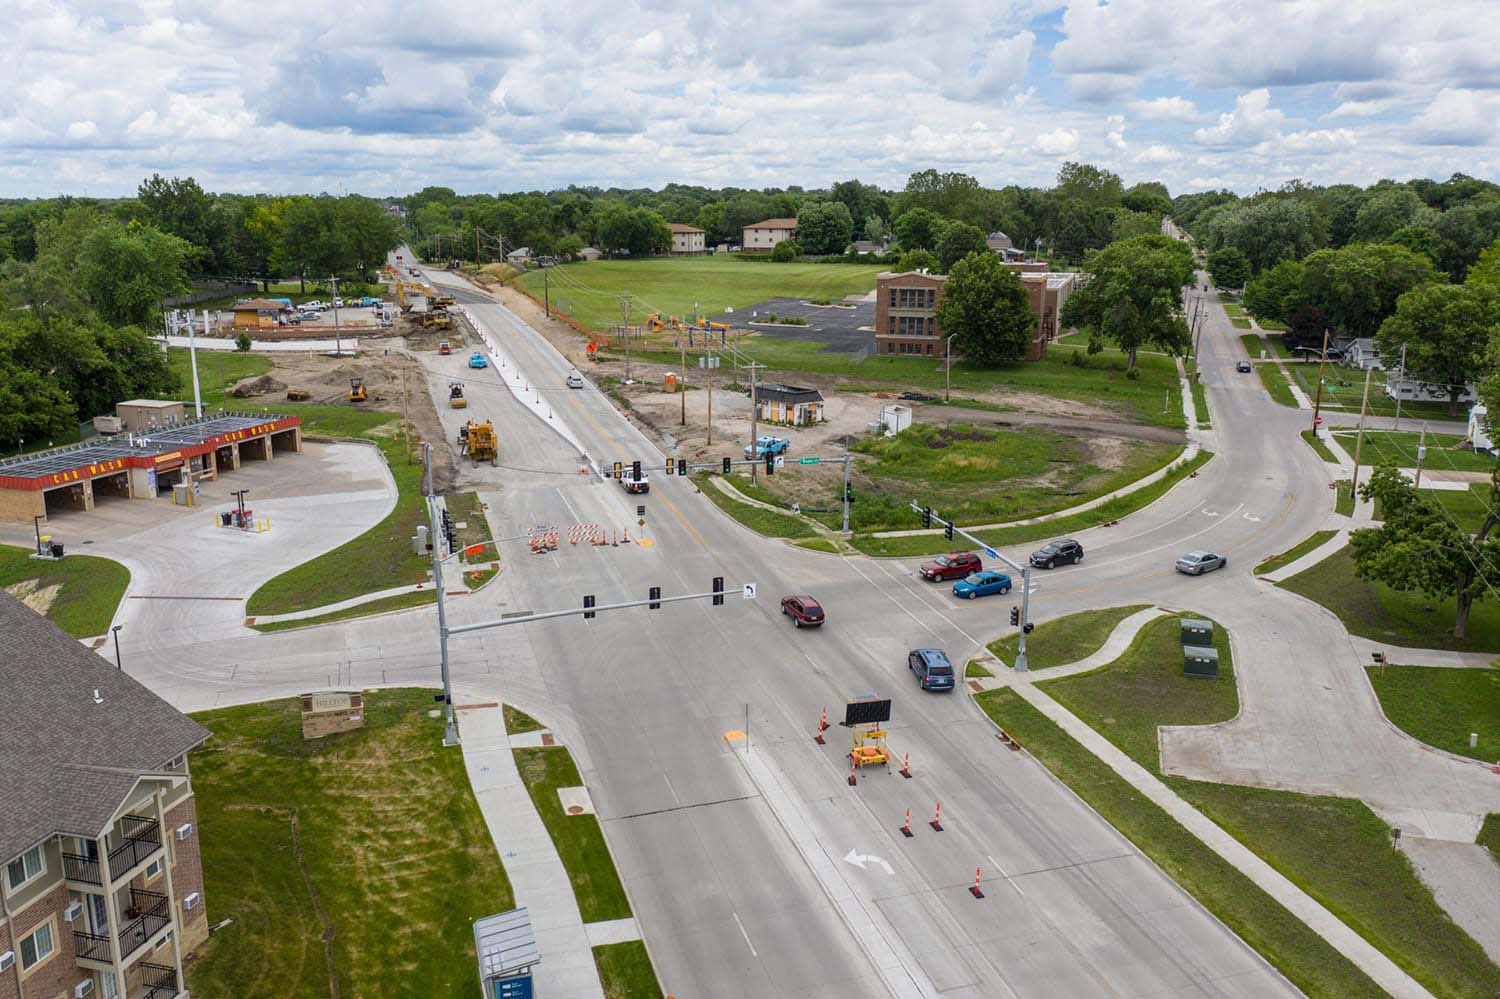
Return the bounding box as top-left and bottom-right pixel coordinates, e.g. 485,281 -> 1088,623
706,344 -> 715,447
544,265 -> 550,318
1414,423 -> 1428,490
1393,342 -> 1408,432
1310,329 -> 1331,435
190,311 -> 205,417
747,362 -> 764,481
945,334 -> 957,402
1350,366 -> 1373,495
400,365 -> 412,464
619,294 -> 633,383
679,337 -> 687,426
424,443 -> 458,747
328,275 -> 342,357
841,454 -> 852,534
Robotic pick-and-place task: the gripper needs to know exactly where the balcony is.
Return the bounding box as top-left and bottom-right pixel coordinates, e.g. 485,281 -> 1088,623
118,888 -> 171,957
74,929 -> 111,963
134,961 -> 179,999
62,815 -> 161,886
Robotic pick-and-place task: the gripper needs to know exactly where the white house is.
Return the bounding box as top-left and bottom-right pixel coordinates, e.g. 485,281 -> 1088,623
1383,375 -> 1477,405
1345,338 -> 1382,370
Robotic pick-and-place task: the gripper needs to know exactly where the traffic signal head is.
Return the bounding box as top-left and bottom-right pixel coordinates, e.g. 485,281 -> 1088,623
712,576 -> 725,606
649,586 -> 661,610
632,460 -> 642,480
845,485 -> 854,501
612,461 -> 623,479
678,458 -> 688,476
666,457 -> 675,475
944,521 -> 954,541
1022,622 -> 1034,634
1010,606 -> 1020,626
921,506 -> 931,529
723,457 -> 732,474
583,594 -> 596,620
765,454 -> 775,476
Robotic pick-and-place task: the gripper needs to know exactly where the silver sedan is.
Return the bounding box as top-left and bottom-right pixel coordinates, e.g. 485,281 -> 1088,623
1175,550 -> 1227,575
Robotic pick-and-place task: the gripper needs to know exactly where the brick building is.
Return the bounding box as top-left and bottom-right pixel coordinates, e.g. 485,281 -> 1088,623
0,592 -> 212,999
872,267 -> 1080,362
666,224 -> 707,255
741,218 -> 798,254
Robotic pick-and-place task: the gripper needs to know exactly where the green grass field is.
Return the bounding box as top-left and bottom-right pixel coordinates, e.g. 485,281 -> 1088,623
1190,379 -> 1210,427
0,544 -> 130,637
1431,484 -> 1494,534
1335,480 -> 1355,516
504,705 -> 544,734
513,747 -> 632,924
250,590 -> 436,632
1331,431 -> 1495,473
851,450 -> 1212,557
1039,615 -> 1500,998
1281,545 -> 1500,652
1301,430 -> 1338,463
186,691 -> 514,999
1254,530 -> 1338,575
691,474 -> 817,539
1366,664 -> 1500,762
594,942 -> 663,999
1479,814 -> 1500,861
1256,362 -> 1300,407
167,348 -> 274,409
1284,364 -> 1456,420
989,604 -> 1151,670
975,690 -> 1382,998
519,257 -> 885,330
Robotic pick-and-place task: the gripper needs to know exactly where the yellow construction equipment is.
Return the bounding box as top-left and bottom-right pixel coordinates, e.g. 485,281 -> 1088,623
432,293 -> 456,308
348,376 -> 368,403
459,419 -> 497,464
449,381 -> 467,409
423,310 -> 451,330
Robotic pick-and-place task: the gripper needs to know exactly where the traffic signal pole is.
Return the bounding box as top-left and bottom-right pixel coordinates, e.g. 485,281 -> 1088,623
446,582 -> 755,638
424,444 -> 459,747
911,501 -> 1033,671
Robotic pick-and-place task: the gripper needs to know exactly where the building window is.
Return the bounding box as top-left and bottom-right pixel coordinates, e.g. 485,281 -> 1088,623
6,846 -> 44,891
19,919 -> 54,971
145,857 -> 164,881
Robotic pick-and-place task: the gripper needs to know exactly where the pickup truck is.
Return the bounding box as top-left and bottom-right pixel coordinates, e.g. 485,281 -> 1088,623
744,436 -> 790,460
620,471 -> 649,494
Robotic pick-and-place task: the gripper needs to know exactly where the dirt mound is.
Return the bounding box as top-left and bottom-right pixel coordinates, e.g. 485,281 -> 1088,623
231,374 -> 287,398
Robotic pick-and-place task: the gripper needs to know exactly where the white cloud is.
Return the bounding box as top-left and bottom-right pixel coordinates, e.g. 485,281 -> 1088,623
1036,127 -> 1080,155
1129,96 -> 1204,122
1193,89 -> 1285,147
1105,115 -> 1126,150
1135,144 -> 1182,165
1326,100 -> 1392,120
1411,88 -> 1500,146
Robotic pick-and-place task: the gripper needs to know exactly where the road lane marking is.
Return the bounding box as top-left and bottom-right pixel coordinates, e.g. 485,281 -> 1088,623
663,772 -> 681,805
843,849 -> 895,875
732,911 -> 758,958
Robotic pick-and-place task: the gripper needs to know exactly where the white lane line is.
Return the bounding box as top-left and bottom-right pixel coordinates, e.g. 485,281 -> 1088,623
732,911 -> 758,958
851,558 -> 989,651
1084,502 -> 1245,573
663,772 -> 682,806
988,854 -> 1025,896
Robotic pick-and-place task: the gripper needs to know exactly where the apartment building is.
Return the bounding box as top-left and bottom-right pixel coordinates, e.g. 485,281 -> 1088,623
740,218 -> 798,253
666,224 -> 707,255
871,267 -> 1080,361
0,592 -> 211,999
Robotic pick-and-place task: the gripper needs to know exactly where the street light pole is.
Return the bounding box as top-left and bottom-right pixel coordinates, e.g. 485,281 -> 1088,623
1310,329 -> 1331,435
945,334 -> 958,402
424,444 -> 458,747
747,362 -> 764,482
328,276 -> 342,357
111,625 -> 123,670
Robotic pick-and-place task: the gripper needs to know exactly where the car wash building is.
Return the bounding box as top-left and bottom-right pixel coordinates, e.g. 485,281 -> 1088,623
0,411 -> 302,524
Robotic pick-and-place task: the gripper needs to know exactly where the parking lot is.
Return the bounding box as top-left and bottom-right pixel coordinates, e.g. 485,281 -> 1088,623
742,296 -> 875,353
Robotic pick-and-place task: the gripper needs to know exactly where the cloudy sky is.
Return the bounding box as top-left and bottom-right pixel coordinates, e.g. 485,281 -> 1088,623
6,0 -> 1500,199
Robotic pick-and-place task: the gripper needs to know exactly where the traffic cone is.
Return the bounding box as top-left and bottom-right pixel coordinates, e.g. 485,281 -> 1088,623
819,706 -> 829,733
900,808 -> 913,838
623,526 -> 630,543
930,802 -> 943,832
970,867 -> 984,899
847,758 -> 857,786
900,752 -> 912,779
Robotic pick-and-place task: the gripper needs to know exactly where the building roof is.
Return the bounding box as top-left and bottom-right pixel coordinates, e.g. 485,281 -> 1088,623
757,383 -> 823,404
117,399 -> 182,410
474,907 -> 540,979
877,270 -> 947,283
0,592 -> 211,864
507,247 -> 532,258
744,218 -> 798,230
667,223 -> 704,234
232,299 -> 289,312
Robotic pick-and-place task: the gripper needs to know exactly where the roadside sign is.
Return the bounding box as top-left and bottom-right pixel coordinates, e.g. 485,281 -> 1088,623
799,457 -> 820,465
983,546 -> 999,559
774,455 -> 785,468
742,583 -> 757,600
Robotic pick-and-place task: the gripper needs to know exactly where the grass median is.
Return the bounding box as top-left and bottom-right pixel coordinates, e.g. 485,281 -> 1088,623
1256,362 -> 1299,408
0,544 -> 130,637
1366,663 -> 1500,762
594,941 -> 663,999
989,604 -> 1151,670
1191,378 -> 1211,427
852,449 -> 1213,558
249,589 -> 436,632
691,473 -> 817,539
975,690 -> 1383,998
186,690 -> 513,999
1301,430 -> 1338,463
1254,530 -> 1338,575
1039,615 -> 1500,998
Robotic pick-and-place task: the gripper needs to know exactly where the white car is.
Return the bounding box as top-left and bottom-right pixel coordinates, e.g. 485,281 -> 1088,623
1175,551 -> 1227,575
566,373 -> 585,389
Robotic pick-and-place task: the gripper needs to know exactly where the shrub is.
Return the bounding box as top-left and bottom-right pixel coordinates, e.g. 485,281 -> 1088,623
235,332 -> 252,352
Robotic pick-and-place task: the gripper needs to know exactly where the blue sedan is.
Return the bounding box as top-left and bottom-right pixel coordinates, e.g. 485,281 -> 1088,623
952,571 -> 1012,599
468,352 -> 489,369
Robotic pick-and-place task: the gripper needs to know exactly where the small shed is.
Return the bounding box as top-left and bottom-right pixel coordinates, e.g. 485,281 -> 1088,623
506,247 -> 533,264
117,399 -> 185,432
474,908 -> 539,999
231,298 -> 288,328
755,384 -> 824,426
880,404 -> 912,436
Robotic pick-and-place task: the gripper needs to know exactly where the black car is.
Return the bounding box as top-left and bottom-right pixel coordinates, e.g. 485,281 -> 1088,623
1030,539 -> 1083,569
1235,359 -> 1253,373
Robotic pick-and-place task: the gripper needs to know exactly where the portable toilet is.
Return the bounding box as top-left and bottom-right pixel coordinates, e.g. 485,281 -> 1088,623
1470,404 -> 1494,455
1184,645 -> 1220,679
1180,618 -> 1214,648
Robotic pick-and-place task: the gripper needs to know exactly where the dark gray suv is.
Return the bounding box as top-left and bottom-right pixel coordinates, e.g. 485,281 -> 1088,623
908,648 -> 955,691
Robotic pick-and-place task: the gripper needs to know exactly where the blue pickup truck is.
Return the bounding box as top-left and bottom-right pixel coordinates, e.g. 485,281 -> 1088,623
744,436 -> 790,460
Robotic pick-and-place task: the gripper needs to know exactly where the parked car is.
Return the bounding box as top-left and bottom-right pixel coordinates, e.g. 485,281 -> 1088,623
952,571 -> 1012,599
919,551 -> 981,581
1175,550 -> 1227,575
620,470 -> 649,494
566,372 -> 585,389
1236,359 -> 1253,373
908,648 -> 955,691
744,436 -> 791,459
1030,539 -> 1083,569
468,352 -> 489,369
438,340 -> 451,355
780,595 -> 825,627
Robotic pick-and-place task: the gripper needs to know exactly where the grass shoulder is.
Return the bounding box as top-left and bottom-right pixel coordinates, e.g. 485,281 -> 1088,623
1254,530 -> 1338,575
0,544 -> 130,637
1334,480 -> 1355,516
186,690 -> 513,999
1301,430 -> 1338,463
1479,815 -> 1500,862
989,604 -> 1151,670
691,473 -> 817,539
1190,379 -> 1210,428
594,941 -> 663,999
1366,663 -> 1500,762
1256,362 -> 1299,408
250,590 -> 435,632
504,705 -> 544,734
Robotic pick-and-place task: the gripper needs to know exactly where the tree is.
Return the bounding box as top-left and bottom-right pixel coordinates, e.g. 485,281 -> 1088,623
1204,198 -> 1322,274
1060,234 -> 1194,369
1110,208 -> 1160,242
1054,162 -> 1124,210
1385,225 -> 1439,263
1351,464 -> 1500,640
935,252 -> 1034,365
893,208 -> 943,250
1377,283 -> 1499,415
862,216 -> 886,245
935,222 -> 987,272
1243,258 -> 1307,324
1465,236 -> 1500,288
1207,247 -> 1250,291
1301,242 -> 1439,341
556,234 -> 585,261
336,197 -> 402,280
896,170 -> 983,224
770,239 -> 801,262
1434,200 -> 1500,281
795,201 -> 854,255
136,174 -> 217,272
896,249 -> 937,273
692,202 -> 728,243
1353,187 -> 1428,243
1122,182 -> 1172,217
830,180 -> 889,228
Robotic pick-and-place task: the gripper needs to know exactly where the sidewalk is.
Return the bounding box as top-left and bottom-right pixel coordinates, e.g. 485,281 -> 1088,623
457,703 -> 609,999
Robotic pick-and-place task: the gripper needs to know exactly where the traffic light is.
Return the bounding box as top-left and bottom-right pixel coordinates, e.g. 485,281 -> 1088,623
666,457 -> 675,475
583,594 -> 596,620
649,586 -> 661,610
678,458 -> 688,476
944,521 -> 954,541
845,484 -> 854,503
632,460 -> 642,480
723,457 -> 732,474
921,506 -> 932,529
712,576 -> 725,606
612,461 -> 623,480
1009,606 -> 1020,626
765,454 -> 775,476
1022,622 -> 1034,634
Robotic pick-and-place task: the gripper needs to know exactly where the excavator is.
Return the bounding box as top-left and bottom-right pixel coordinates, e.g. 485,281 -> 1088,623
458,419 -> 497,464
348,376 -> 368,403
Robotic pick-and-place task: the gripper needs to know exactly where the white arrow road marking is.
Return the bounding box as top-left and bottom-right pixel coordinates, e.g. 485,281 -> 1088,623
1202,508 -> 1220,517
843,848 -> 895,875
1243,513 -> 1262,521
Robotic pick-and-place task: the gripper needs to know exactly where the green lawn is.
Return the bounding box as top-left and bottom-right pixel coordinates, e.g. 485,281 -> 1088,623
1239,333 -> 1268,359
1479,815 -> 1500,861
249,590 -> 435,632
1191,378 -> 1210,427
519,257 -> 885,330
1039,615 -> 1500,999
852,450 -> 1213,558
167,348 -> 274,410
692,474 -> 817,539
1281,546 -> 1500,652
186,690 -> 514,999
504,705 -> 544,734
446,491 -> 499,588
989,604 -> 1151,670
1256,362 -> 1300,408
594,942 -> 663,999
513,747 -> 633,923
1301,430 -> 1339,463
795,537 -> 841,553
1284,365 -> 1455,420
1335,480 -> 1355,516
0,544 -> 130,637
1366,664 -> 1500,762
1331,431 -> 1496,474
1254,530 -> 1338,575
965,659 -> 993,678
1432,484 -> 1493,535
974,690 -> 1383,998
